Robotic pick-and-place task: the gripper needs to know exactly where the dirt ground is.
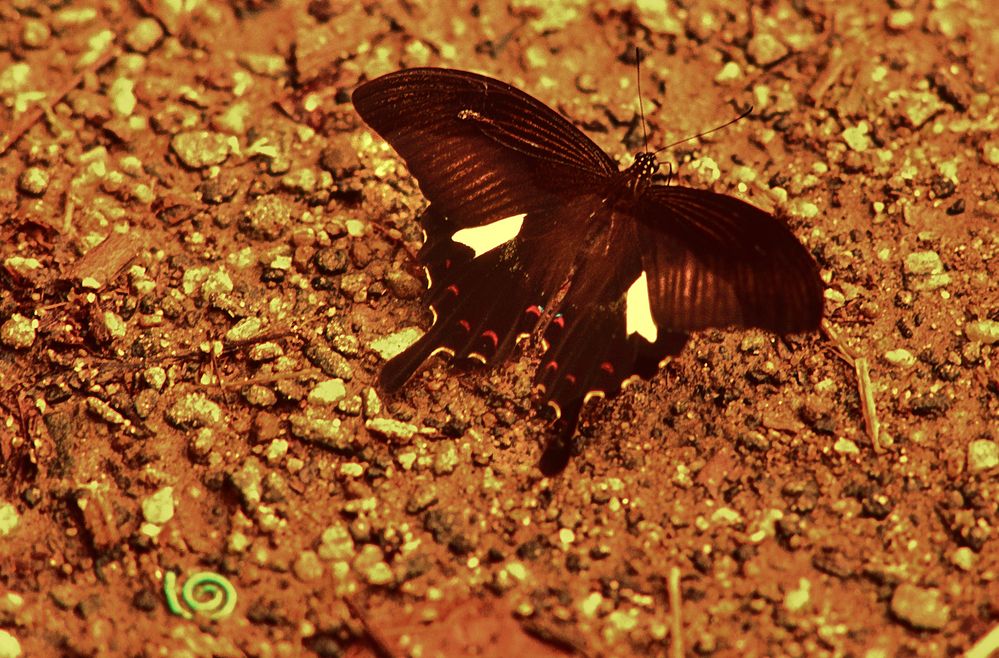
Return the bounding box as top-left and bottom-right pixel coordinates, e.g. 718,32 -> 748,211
1,1 -> 997,657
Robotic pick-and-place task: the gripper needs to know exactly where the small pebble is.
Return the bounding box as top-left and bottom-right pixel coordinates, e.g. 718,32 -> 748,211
225,316 -> 264,343
746,33 -> 788,66
783,578 -> 811,613
904,251 -> 943,275
102,311 -> 127,339
141,486 -> 175,525
904,250 -> 951,291
353,545 -> 394,586
886,10 -> 916,31
214,101 -> 251,135
230,458 -> 263,508
17,167 -> 49,196
965,320 -> 999,345
983,140 -> 999,167
240,194 -> 293,241
281,168 -> 319,194
53,7 -> 97,29
133,389 -> 159,419
319,139 -> 362,175
714,60 -> 742,83
248,342 -> 283,362
86,397 -> 127,425
384,270 -> 424,300
0,314 -> 35,349
883,348 -> 915,368
370,328 -> 422,361
365,418 -> 418,443
289,414 -> 346,450
0,629 -> 21,658
170,130 -> 233,169
362,388 -> 382,418
833,438 -> 860,455
897,90 -> 946,128
293,550 -> 324,582
243,385 -> 277,407
967,440 -> 998,473
891,584 -> 950,631
0,502 -> 19,536
842,123 -> 871,152
165,393 -> 223,428
108,77 -> 136,116
143,367 -> 167,390
432,441 -> 459,475
308,379 -> 347,405
264,439 -> 288,464
318,523 -> 355,561
188,429 -> 215,460
21,19 -> 51,48
950,547 -> 975,571
125,18 -> 163,53
304,341 -> 354,380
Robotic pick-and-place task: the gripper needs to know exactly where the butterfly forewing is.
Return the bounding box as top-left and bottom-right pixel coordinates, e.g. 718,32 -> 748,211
352,68 -> 616,232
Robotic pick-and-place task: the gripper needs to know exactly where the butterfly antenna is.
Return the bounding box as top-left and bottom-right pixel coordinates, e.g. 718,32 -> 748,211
653,105 -> 754,155
635,47 -> 649,152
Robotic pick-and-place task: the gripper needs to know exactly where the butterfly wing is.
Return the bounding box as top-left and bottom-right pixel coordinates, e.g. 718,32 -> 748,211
352,67 -> 617,230
353,68 -> 619,390
638,186 -> 824,334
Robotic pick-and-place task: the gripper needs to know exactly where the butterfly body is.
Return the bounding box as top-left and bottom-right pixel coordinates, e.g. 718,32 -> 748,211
352,67 -> 823,472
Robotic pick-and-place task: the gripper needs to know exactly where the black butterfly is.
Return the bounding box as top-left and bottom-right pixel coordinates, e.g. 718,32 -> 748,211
352,67 -> 823,473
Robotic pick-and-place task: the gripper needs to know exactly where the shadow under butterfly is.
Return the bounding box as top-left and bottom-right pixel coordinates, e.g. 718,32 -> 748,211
352,67 -> 823,475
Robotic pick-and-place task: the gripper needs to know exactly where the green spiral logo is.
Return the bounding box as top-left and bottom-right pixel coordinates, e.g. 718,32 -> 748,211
164,571 -> 238,620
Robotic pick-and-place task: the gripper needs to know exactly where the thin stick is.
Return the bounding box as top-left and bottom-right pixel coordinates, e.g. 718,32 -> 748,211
822,320 -> 883,453
668,566 -> 683,658
0,47 -> 120,156
344,596 -> 400,658
212,368 -> 323,389
964,623 -> 999,658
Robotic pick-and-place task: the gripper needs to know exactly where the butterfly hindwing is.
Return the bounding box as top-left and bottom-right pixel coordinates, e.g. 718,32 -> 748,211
534,207 -> 690,443
379,196 -> 600,392
637,186 -> 824,334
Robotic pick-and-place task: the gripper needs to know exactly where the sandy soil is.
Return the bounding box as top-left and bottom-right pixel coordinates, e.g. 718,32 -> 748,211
1,1 -> 997,657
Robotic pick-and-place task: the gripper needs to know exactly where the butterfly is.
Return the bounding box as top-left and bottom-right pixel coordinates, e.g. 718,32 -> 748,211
351,67 -> 823,473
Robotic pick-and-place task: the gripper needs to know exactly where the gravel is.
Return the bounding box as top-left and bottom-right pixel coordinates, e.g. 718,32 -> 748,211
890,583 -> 950,631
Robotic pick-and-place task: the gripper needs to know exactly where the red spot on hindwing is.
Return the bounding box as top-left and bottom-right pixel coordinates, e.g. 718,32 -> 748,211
552,315 -> 565,329
544,360 -> 558,372
525,305 -> 542,317
481,330 -> 499,349
458,319 -> 471,332
600,361 -> 615,375
564,373 -> 577,385
446,284 -> 459,296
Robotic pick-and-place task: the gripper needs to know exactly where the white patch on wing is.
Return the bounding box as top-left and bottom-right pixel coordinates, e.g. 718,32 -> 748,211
625,271 -> 658,343
451,213 -> 526,258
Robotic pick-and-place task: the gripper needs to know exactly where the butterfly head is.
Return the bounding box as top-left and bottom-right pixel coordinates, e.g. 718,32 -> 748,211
622,152 -> 661,197
633,152 -> 660,178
